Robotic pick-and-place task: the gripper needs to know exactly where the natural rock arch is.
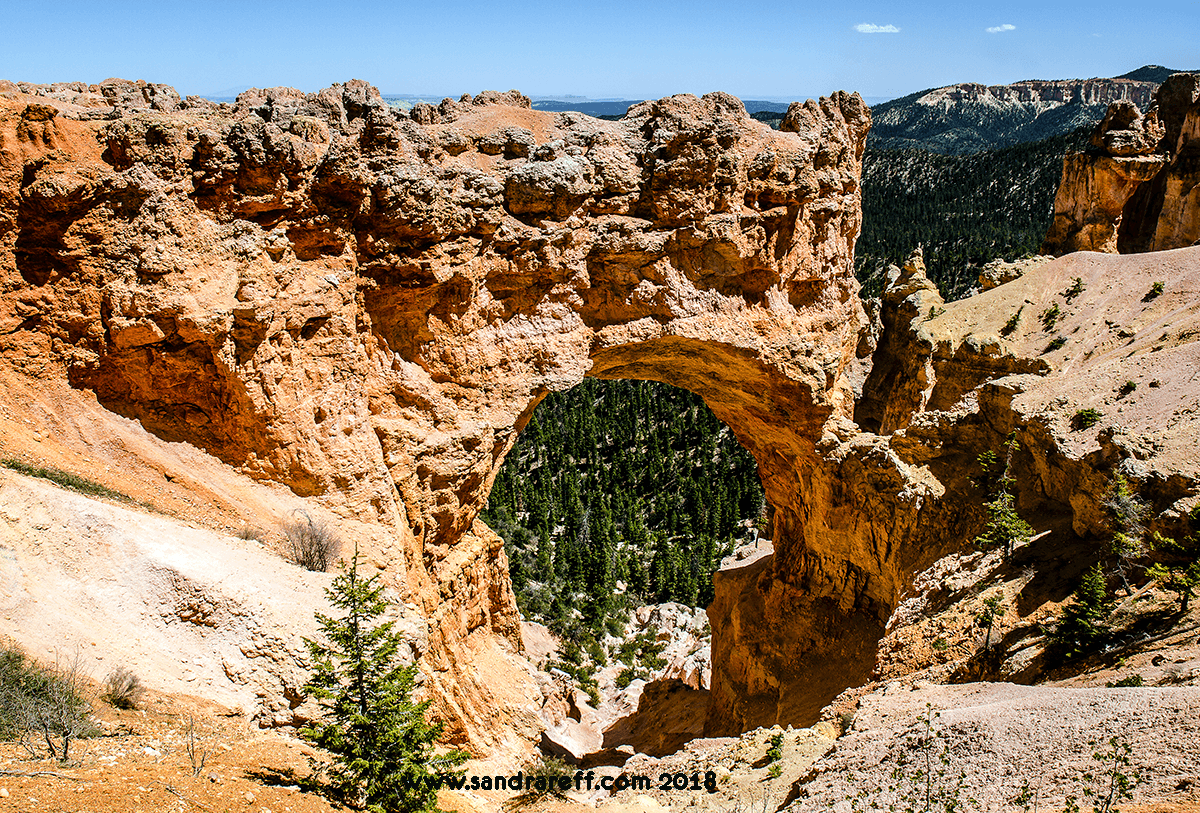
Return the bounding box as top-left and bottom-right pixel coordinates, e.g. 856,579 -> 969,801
1,79 -> 901,748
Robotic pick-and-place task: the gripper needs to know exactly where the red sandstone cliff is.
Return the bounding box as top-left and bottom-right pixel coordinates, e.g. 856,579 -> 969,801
1043,72 -> 1200,254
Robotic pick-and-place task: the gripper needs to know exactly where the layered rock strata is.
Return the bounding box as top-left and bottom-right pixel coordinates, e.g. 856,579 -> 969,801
869,75 -> 1162,152
1043,72 -> 1200,254
0,78 -> 871,752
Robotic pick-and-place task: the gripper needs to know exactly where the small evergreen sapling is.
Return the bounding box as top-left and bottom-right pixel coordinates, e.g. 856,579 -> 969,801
1048,564 -> 1114,662
1039,302 -> 1061,331
1001,307 -> 1023,337
1103,474 -> 1148,596
1072,409 -> 1103,431
301,552 -> 465,812
1146,559 -> 1200,613
974,593 -> 1005,650
976,493 -> 1033,562
973,433 -> 1032,561
1143,508 -> 1200,614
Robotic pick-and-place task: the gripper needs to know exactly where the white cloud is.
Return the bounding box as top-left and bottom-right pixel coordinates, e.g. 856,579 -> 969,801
854,23 -> 900,34
986,23 -> 1016,33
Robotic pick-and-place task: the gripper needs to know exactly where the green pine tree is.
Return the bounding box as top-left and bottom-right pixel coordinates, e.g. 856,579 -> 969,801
1147,560 -> 1200,613
1048,564 -> 1114,663
301,552 -> 465,812
975,491 -> 1033,561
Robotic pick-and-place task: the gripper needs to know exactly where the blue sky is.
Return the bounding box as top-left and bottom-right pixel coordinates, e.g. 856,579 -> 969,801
3,0 -> 1196,101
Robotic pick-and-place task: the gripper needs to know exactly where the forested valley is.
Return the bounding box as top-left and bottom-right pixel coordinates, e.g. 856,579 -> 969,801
481,380 -> 763,659
855,127 -> 1091,299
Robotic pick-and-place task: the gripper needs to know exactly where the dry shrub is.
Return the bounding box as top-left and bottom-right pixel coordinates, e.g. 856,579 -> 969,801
283,512 -> 340,572
0,643 -> 94,761
101,665 -> 144,710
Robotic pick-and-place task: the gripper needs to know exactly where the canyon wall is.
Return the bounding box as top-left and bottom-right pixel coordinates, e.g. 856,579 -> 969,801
1043,72 -> 1200,255
916,78 -> 1158,110
0,78 -> 875,751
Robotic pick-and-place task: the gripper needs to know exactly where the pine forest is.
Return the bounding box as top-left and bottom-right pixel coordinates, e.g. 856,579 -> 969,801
481,379 -> 764,647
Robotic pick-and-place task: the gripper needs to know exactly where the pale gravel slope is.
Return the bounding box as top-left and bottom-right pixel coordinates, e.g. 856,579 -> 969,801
0,469 -> 424,727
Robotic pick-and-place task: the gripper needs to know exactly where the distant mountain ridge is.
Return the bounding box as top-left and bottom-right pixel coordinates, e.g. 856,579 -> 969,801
869,65 -> 1195,153
1115,64 -> 1193,83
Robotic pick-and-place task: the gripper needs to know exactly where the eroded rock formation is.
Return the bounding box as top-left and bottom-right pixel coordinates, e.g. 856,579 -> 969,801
5,74 -> 1200,759
1043,72 -> 1200,254
0,78 -> 871,752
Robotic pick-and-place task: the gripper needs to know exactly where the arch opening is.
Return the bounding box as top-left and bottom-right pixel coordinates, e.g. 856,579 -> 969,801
482,373 -> 767,762
483,377 -> 765,630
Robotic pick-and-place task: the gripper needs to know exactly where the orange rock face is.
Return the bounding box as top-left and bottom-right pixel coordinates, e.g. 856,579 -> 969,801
0,79 -> 871,752
1043,72 -> 1200,255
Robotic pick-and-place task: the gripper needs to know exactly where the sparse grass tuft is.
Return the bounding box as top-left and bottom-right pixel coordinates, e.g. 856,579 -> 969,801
1,457 -> 133,504
236,525 -> 265,542
1063,276 -> 1085,302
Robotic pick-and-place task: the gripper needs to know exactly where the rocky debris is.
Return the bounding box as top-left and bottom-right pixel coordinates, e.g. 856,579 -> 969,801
1043,71 -> 1200,254
603,725 -> 835,812
0,78 -> 870,757
977,254 -> 1053,291
794,682 -> 1200,811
